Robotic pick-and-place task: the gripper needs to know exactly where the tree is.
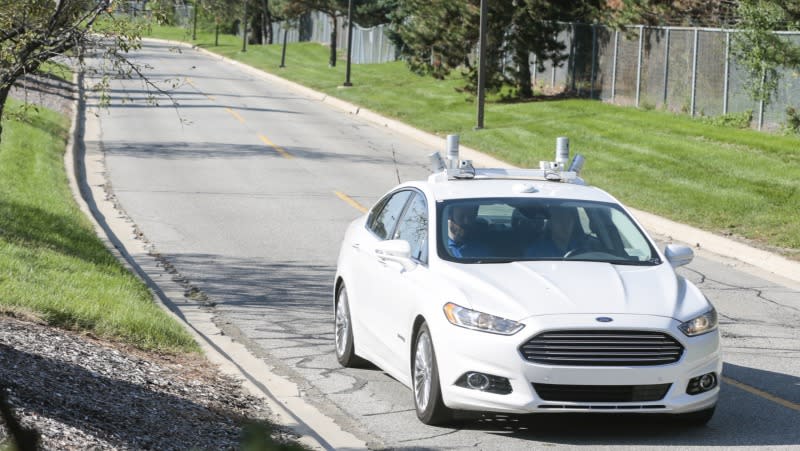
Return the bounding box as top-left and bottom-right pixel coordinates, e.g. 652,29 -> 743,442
199,0 -> 243,45
731,0 -> 800,117
248,0 -> 276,44
603,0 -> 739,27
277,0 -> 345,66
389,0 -> 603,99
0,1 -> 147,141
510,0 -> 604,98
276,0 -> 394,67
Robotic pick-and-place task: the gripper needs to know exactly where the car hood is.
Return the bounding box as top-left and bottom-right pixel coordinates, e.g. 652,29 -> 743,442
438,261 -> 706,322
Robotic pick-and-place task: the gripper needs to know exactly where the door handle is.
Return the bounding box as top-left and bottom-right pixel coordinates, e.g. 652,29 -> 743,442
351,243 -> 360,250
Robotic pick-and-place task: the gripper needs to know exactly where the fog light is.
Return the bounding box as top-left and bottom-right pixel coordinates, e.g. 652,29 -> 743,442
687,372 -> 717,395
699,373 -> 716,390
466,372 -> 491,390
454,372 -> 512,394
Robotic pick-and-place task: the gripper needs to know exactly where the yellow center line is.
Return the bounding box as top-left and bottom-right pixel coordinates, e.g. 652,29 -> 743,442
186,78 -> 215,100
334,191 -> 368,213
225,107 -> 245,124
258,133 -> 293,159
723,376 -> 800,412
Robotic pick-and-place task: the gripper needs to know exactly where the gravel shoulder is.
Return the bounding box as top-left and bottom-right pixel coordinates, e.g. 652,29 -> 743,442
0,315 -> 280,450
1,75 -> 293,450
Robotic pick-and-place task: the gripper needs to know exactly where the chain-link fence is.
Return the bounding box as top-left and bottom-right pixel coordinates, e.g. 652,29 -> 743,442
538,24 -> 800,130
116,6 -> 800,127
276,11 -> 397,64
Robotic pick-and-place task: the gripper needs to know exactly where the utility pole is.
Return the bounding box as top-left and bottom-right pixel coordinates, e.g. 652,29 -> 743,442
192,0 -> 198,40
475,0 -> 488,130
343,0 -> 354,86
280,23 -> 288,68
241,0 -> 248,52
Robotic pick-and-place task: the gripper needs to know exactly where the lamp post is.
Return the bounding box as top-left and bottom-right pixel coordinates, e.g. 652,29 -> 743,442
475,0 -> 487,130
280,22 -> 289,68
192,0 -> 198,40
241,0 -> 248,52
343,0 -> 354,86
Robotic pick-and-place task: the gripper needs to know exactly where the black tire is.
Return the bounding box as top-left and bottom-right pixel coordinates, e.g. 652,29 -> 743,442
675,406 -> 716,426
334,284 -> 364,367
412,323 -> 453,425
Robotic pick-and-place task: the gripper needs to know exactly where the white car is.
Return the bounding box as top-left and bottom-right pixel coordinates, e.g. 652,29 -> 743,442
333,142 -> 721,426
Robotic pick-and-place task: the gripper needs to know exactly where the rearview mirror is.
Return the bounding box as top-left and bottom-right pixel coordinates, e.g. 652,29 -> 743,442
375,240 -> 416,271
664,244 -> 694,268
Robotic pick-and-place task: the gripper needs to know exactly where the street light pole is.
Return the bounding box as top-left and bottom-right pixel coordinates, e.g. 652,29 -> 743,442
343,0 -> 354,86
280,23 -> 288,68
475,0 -> 487,129
192,0 -> 198,40
241,0 -> 248,52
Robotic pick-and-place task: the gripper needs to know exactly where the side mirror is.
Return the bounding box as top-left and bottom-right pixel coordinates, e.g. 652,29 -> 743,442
374,240 -> 416,271
664,244 -> 694,268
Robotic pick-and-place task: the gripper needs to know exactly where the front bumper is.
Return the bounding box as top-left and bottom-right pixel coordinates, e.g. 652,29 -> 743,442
433,314 -> 722,414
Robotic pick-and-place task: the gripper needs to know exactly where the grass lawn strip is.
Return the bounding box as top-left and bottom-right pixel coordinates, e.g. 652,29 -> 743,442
0,98 -> 198,353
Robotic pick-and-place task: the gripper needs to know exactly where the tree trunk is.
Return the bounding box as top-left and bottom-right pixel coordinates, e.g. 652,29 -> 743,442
264,0 -> 273,44
516,46 -> 533,99
329,15 -> 337,67
0,84 -> 11,143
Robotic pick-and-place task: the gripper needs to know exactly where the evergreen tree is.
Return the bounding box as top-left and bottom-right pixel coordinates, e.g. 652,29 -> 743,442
389,0 -> 603,98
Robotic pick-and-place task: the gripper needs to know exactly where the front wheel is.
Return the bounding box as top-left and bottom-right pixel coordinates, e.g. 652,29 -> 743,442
412,323 -> 452,425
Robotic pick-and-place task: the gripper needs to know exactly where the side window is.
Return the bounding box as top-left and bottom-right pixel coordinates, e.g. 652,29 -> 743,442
609,208 -> 652,260
393,193 -> 429,263
368,190 -> 413,240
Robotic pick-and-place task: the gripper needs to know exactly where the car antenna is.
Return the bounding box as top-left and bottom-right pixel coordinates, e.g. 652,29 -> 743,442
391,145 -> 402,184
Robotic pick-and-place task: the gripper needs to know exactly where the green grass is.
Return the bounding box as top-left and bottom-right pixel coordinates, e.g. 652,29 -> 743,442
148,25 -> 800,257
0,99 -> 199,353
37,60 -> 72,82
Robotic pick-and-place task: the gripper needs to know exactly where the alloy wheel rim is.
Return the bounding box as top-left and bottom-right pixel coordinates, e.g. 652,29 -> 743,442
335,292 -> 349,357
413,332 -> 432,413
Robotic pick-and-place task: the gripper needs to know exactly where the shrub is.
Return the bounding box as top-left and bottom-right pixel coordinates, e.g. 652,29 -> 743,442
699,110 -> 753,129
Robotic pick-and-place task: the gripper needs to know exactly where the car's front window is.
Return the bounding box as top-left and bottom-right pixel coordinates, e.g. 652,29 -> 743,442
437,198 -> 660,265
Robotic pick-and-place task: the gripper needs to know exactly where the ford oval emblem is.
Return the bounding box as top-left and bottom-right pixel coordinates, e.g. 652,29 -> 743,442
596,317 -> 613,323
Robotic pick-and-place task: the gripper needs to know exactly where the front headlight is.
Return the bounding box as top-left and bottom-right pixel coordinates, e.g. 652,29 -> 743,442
679,308 -> 718,336
443,302 -> 524,335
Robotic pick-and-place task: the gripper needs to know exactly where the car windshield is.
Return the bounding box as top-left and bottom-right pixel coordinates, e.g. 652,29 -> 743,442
437,198 -> 660,265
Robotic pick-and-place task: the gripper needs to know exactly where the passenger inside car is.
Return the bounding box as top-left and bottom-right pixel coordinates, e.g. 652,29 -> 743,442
446,204 -> 490,258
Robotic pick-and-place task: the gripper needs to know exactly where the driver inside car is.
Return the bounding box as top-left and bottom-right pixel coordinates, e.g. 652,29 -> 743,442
525,206 -> 586,258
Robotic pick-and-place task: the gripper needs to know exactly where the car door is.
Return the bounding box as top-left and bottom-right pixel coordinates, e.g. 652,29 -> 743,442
373,191 -> 430,377
350,189 -> 413,358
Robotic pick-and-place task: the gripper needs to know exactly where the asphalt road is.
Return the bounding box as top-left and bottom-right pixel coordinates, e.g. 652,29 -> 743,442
89,40 -> 799,450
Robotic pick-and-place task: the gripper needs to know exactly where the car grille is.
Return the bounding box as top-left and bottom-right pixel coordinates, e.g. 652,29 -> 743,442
533,383 -> 672,402
519,330 -> 684,366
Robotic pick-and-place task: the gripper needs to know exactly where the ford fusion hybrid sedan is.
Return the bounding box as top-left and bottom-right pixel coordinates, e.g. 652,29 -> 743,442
333,143 -> 721,426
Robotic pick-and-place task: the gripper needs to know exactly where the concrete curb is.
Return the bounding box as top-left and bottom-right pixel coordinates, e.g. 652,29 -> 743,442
164,38 -> 800,285
65,73 -> 368,450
